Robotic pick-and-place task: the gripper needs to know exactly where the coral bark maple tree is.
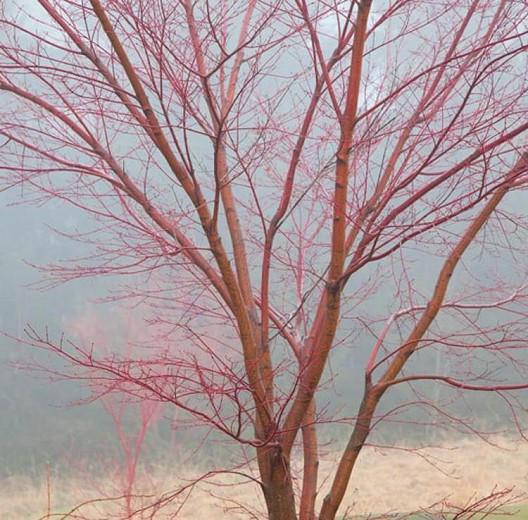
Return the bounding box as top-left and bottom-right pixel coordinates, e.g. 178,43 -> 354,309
2,1 -> 528,519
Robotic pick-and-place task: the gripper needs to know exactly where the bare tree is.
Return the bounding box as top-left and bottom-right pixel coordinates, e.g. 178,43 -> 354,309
2,1 -> 528,519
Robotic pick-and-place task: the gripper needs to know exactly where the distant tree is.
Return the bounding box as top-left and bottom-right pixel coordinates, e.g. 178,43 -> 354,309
2,1 -> 528,519
68,309 -> 163,518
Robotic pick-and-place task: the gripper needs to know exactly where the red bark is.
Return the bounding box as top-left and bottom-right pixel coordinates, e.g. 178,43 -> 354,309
2,1 -> 528,518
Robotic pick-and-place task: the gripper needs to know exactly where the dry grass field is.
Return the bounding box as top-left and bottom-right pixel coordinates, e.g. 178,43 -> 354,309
2,436 -> 528,519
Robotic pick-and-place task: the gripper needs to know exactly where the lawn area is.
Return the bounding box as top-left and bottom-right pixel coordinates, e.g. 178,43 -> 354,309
4,436 -> 528,520
340,503 -> 528,519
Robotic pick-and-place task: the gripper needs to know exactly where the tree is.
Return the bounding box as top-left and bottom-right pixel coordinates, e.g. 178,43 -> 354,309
2,1 -> 528,519
70,308 -> 164,518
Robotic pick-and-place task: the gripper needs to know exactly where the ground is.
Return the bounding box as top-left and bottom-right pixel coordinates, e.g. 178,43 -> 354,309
2,435 -> 527,519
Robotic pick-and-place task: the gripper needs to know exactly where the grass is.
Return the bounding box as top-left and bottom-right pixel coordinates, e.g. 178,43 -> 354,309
21,503 -> 528,520
3,435 -> 528,519
340,504 -> 528,519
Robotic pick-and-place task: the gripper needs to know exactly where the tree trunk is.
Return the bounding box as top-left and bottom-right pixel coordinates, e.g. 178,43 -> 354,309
300,399 -> 318,520
319,393 -> 378,520
262,446 -> 297,520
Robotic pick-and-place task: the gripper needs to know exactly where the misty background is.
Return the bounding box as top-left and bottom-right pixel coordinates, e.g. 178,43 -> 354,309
2,0 -> 528,493
2,185 -> 527,481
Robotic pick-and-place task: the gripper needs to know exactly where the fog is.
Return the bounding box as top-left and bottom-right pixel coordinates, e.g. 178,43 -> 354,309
2,186 -> 527,478
1,2 -> 528,519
